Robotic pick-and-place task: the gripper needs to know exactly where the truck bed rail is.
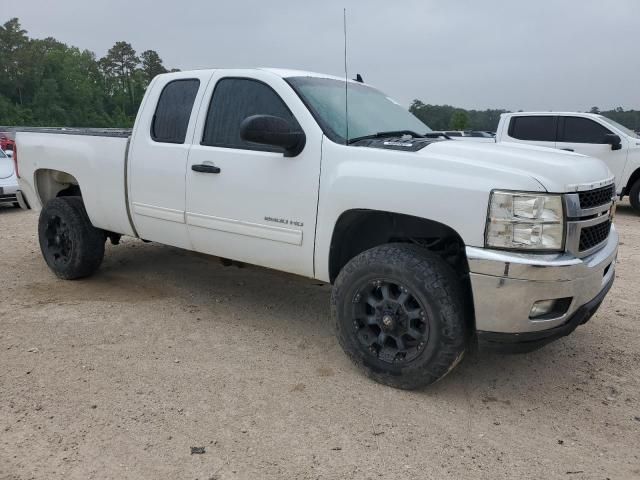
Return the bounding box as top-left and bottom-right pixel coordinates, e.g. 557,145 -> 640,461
0,126 -> 132,138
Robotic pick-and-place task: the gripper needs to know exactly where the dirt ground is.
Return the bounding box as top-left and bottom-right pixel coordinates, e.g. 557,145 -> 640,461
0,202 -> 638,480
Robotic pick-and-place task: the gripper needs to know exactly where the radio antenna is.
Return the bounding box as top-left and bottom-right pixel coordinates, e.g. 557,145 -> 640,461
343,8 -> 349,144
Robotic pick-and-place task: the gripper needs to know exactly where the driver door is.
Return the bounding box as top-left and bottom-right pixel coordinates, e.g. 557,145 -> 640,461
556,116 -> 628,186
185,72 -> 322,277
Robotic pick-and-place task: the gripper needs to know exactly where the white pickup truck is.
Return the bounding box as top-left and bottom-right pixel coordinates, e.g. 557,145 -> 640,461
15,69 -> 618,389
495,112 -> 640,211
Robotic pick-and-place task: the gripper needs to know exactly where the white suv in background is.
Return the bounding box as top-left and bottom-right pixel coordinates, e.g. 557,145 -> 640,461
0,149 -> 19,207
495,112 -> 640,211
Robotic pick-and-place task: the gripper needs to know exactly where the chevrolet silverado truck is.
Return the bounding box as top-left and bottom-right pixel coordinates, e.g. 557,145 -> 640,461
495,112 -> 640,211
15,69 -> 618,389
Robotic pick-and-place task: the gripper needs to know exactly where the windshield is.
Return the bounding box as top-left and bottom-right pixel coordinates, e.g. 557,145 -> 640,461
0,150 -> 5,158
599,115 -> 640,139
286,76 -> 431,144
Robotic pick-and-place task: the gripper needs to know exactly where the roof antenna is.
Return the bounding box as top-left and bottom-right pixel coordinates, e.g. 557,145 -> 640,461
343,8 -> 349,145
354,73 -> 363,83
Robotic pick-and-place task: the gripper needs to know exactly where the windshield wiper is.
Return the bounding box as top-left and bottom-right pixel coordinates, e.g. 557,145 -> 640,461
347,130 -> 424,145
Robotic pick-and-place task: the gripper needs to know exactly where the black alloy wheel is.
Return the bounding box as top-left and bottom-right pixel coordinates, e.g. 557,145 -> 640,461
351,279 -> 430,364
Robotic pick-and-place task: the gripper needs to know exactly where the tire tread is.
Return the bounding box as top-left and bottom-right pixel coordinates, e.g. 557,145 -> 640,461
38,196 -> 105,280
331,243 -> 467,389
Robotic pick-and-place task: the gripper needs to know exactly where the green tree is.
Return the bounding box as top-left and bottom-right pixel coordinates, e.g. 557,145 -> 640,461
449,110 -> 469,130
100,41 -> 140,112
0,18 -> 29,104
140,49 -> 167,82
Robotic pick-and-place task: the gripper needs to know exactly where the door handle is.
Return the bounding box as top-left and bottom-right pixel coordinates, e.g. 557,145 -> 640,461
561,148 -> 574,152
192,164 -> 221,174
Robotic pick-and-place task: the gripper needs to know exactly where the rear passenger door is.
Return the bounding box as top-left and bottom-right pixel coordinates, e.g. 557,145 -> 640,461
128,73 -> 212,249
503,115 -> 557,149
556,116 -> 626,184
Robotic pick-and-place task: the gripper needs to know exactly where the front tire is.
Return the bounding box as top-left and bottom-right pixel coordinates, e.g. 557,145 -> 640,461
38,196 -> 106,279
629,179 -> 640,212
331,244 -> 468,390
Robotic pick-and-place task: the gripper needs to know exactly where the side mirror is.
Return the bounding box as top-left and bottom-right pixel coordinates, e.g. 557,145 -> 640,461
604,133 -> 622,151
239,115 -> 306,157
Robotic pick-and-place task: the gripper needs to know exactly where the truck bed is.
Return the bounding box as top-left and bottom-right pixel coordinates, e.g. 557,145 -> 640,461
15,129 -> 136,237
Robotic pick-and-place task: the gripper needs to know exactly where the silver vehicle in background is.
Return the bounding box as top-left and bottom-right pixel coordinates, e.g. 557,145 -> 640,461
0,149 -> 19,207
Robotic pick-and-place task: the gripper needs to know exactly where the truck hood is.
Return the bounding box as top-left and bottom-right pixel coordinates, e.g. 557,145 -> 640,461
0,157 -> 15,179
418,140 -> 613,192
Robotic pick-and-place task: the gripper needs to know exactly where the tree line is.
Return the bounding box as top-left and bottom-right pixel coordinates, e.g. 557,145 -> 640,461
410,101 -> 640,133
1,17 -> 639,133
0,18 -> 174,127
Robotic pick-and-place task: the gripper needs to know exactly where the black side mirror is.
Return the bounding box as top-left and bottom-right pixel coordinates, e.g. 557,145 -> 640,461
239,115 -> 306,157
604,133 -> 622,151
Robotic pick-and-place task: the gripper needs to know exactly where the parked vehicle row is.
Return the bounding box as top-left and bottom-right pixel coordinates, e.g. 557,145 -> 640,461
14,69 -> 618,389
451,113 -> 640,211
0,148 -> 19,207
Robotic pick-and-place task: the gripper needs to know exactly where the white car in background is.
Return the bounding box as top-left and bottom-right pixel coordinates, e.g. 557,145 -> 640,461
0,149 -> 19,207
495,112 -> 640,211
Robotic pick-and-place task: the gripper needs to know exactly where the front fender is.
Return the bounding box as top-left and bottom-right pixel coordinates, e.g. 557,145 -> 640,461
313,138 -> 544,281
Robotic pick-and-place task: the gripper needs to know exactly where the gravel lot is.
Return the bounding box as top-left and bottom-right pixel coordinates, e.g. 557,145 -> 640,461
1,203 -> 639,480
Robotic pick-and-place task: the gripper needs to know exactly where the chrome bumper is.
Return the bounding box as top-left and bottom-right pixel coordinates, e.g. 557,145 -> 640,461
467,225 -> 618,334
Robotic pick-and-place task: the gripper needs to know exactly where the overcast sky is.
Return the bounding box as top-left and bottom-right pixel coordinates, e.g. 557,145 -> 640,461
9,0 -> 639,111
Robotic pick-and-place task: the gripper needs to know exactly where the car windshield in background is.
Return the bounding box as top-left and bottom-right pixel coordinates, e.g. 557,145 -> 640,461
286,76 -> 431,144
0,150 -> 5,158
599,116 -> 640,139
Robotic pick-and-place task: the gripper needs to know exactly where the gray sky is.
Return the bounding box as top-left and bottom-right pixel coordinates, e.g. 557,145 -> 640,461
9,0 -> 639,111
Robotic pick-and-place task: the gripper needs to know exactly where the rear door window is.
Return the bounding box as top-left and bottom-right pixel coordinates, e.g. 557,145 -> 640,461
559,117 -> 612,144
509,116 -> 557,141
151,79 -> 200,144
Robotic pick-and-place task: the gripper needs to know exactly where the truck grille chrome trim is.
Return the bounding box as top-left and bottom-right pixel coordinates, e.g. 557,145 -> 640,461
578,184 -> 616,210
579,220 -> 612,252
564,180 -> 616,258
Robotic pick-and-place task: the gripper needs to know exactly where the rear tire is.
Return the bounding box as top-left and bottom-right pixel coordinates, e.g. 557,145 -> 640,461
629,179 -> 640,212
331,244 -> 468,390
38,196 -> 106,279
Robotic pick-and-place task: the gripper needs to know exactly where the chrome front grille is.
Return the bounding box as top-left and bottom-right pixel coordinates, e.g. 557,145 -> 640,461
564,182 -> 616,257
579,220 -> 612,251
578,184 -> 616,210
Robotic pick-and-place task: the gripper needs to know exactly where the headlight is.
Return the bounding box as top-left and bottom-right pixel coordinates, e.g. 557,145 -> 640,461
485,191 -> 565,251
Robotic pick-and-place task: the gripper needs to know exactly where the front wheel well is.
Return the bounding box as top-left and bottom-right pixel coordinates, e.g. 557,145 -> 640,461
329,210 -> 470,283
328,209 -> 474,330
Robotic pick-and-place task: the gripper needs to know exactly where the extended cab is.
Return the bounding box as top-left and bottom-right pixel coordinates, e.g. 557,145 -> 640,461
496,112 -> 640,211
15,69 -> 618,389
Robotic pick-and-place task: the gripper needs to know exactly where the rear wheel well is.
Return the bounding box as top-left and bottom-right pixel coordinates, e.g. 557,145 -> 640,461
328,210 -> 474,327
35,169 -> 81,205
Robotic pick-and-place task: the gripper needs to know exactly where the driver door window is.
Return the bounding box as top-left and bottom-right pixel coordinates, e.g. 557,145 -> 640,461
556,116 -> 625,186
201,78 -> 300,152
559,117 -> 612,144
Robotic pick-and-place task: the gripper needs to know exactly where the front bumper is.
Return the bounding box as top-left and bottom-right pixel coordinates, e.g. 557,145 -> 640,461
467,225 -> 618,350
